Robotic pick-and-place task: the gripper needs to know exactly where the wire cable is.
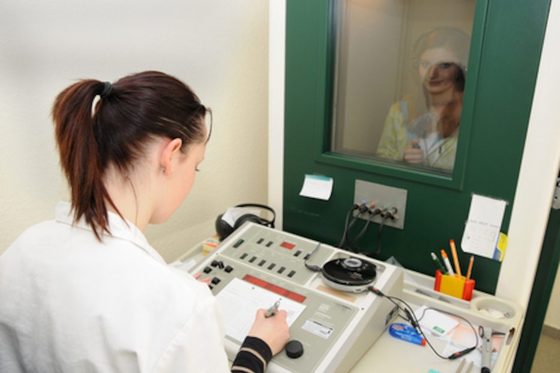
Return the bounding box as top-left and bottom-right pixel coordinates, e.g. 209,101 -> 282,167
303,242 -> 322,272
368,286 -> 479,360
338,204 -> 360,249
374,208 -> 398,257
347,207 -> 381,251
374,213 -> 389,256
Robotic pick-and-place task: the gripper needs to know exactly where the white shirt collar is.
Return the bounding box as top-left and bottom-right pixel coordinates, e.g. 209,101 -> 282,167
55,201 -> 166,265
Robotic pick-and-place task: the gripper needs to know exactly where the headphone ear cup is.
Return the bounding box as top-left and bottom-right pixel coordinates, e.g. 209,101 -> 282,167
215,213 -> 234,241
233,214 -> 262,230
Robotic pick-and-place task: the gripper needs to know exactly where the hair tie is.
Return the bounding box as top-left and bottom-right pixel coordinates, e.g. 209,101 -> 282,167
100,82 -> 113,98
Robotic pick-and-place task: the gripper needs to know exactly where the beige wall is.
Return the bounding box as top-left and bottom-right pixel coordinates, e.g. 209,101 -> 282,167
0,0 -> 269,262
545,267 -> 560,329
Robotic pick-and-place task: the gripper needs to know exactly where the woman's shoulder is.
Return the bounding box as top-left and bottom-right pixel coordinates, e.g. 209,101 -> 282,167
386,97 -> 415,120
4,220 -> 60,252
387,99 -> 407,113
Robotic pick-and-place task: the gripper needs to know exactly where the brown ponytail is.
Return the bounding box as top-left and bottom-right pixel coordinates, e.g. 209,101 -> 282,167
52,71 -> 208,240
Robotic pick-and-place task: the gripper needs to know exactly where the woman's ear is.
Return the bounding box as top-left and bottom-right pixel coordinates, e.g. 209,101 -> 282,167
159,138 -> 183,175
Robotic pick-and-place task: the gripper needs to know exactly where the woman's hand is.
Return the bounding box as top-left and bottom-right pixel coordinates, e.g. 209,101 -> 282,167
403,140 -> 424,164
247,309 -> 290,355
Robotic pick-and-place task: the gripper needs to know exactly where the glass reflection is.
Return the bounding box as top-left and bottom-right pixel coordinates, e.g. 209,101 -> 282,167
329,0 -> 476,174
376,28 -> 469,171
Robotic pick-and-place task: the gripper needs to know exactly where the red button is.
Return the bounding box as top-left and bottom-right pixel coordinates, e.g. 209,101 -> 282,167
280,241 -> 295,250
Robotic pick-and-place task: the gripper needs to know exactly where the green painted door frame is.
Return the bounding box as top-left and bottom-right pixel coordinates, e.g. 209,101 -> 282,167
284,0 -> 550,293
284,0 -> 554,371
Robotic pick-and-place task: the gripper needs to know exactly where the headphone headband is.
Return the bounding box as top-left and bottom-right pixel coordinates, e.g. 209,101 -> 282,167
234,203 -> 276,228
215,203 -> 276,240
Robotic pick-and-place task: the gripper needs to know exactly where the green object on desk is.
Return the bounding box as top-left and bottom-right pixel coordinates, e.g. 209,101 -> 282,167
431,252 -> 447,273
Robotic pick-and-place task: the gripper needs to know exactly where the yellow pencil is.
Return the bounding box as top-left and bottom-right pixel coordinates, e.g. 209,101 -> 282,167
466,255 -> 474,280
449,239 -> 462,277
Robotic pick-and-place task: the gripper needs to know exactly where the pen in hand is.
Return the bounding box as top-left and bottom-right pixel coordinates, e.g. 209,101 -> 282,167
265,298 -> 282,318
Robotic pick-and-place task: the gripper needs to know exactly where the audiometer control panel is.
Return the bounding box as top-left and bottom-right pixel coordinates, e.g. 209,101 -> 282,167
192,223 -> 403,373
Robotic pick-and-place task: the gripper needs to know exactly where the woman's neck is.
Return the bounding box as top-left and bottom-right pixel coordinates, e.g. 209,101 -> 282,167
103,167 -> 153,231
428,89 -> 457,106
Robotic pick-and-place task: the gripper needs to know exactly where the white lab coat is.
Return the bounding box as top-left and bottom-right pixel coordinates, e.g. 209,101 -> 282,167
0,202 -> 231,373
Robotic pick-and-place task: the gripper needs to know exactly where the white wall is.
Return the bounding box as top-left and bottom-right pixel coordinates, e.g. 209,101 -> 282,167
268,1 -> 286,230
269,0 -> 560,326
0,0 -> 269,262
545,266 -> 560,329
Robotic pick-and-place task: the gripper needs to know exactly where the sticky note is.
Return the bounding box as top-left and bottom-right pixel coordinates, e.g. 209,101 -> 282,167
299,174 -> 333,200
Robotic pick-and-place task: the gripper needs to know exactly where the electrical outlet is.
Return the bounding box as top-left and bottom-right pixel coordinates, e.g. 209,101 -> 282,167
353,180 -> 407,229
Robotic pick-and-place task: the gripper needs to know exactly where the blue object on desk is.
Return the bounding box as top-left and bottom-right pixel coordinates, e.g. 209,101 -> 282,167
388,323 -> 426,346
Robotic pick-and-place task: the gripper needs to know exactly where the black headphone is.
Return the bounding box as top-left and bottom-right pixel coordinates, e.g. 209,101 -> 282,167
215,203 -> 276,241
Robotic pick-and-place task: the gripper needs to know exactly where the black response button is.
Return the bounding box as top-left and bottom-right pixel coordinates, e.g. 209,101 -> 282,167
285,340 -> 304,359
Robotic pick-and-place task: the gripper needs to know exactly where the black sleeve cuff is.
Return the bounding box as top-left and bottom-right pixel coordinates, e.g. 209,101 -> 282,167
231,336 -> 273,373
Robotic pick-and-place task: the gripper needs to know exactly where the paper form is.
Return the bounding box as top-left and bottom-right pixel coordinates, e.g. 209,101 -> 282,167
461,194 -> 507,259
215,278 -> 306,342
415,306 -> 459,337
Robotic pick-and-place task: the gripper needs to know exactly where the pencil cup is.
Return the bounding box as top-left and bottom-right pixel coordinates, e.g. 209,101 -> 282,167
434,270 -> 475,301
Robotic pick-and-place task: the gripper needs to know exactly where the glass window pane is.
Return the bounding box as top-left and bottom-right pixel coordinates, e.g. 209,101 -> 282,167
331,0 -> 476,174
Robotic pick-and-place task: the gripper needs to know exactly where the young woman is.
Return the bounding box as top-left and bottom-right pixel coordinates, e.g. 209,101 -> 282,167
0,71 -> 289,372
377,27 -> 469,171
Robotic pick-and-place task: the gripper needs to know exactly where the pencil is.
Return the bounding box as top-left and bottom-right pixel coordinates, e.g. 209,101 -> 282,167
440,249 -> 455,276
466,255 -> 474,280
449,239 -> 462,277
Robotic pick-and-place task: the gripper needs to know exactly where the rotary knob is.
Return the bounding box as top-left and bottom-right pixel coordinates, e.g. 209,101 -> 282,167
285,340 -> 304,359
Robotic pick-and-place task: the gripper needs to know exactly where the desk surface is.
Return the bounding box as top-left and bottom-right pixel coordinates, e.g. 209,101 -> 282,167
351,309 -> 493,373
175,239 -> 523,373
349,271 -> 522,373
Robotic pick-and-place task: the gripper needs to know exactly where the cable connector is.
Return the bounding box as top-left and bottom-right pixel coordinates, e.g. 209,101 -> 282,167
357,202 -> 369,214
304,262 -> 322,272
367,286 -> 385,297
404,308 -> 420,331
448,346 -> 476,360
368,206 -> 382,216
381,207 -> 398,221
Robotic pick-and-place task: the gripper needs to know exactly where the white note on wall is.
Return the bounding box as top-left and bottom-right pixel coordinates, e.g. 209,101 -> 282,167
299,174 -> 334,200
215,278 -> 306,343
461,194 -> 507,259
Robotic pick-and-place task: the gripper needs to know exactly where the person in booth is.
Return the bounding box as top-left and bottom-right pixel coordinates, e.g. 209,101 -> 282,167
377,27 -> 469,171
